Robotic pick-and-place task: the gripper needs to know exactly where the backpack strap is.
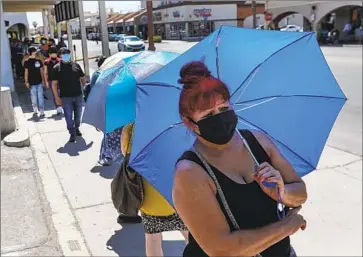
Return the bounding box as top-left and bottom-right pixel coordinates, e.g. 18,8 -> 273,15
239,130 -> 271,165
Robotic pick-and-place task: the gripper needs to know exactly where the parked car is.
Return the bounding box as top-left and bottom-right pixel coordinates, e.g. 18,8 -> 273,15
280,25 -> 303,32
117,36 -> 145,52
115,34 -> 126,41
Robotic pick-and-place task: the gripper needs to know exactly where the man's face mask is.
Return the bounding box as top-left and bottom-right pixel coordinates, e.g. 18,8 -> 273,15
61,54 -> 71,62
41,40 -> 46,45
190,110 -> 238,145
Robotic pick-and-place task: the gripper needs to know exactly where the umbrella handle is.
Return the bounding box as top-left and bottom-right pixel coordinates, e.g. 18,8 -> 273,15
236,129 -> 276,188
236,129 -> 285,220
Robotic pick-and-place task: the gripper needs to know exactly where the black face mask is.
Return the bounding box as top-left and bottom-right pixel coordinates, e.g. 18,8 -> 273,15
191,110 -> 238,145
51,57 -> 57,61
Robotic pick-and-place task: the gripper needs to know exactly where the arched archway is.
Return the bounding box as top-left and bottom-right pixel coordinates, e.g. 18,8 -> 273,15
243,14 -> 265,28
6,23 -> 28,40
273,11 -> 312,31
317,5 -> 363,44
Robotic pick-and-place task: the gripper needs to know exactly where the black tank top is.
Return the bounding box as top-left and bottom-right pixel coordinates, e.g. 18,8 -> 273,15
177,130 -> 290,257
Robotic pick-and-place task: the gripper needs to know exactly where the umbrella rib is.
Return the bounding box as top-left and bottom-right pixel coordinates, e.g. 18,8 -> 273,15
233,94 -> 347,105
215,27 -> 223,79
131,122 -> 185,163
237,116 -> 315,171
230,32 -> 313,100
137,82 -> 182,90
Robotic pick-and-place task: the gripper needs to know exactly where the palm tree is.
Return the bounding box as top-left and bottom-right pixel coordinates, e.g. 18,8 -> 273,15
32,21 -> 38,30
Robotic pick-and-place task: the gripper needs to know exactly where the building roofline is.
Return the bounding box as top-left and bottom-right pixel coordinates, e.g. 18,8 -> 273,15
152,1 -> 263,10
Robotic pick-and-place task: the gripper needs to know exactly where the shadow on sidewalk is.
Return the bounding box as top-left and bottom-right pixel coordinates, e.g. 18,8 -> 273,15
14,80 -> 61,114
57,137 -> 93,156
106,223 -> 186,256
90,163 -> 120,179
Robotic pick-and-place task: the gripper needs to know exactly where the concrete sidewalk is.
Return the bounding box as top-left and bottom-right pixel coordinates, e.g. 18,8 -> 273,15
12,73 -> 362,256
1,142 -> 62,256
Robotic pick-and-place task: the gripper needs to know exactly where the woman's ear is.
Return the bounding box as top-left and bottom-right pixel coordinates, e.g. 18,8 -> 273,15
182,117 -> 200,134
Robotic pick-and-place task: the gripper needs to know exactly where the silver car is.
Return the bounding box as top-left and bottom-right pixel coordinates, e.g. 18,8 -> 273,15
117,36 -> 145,52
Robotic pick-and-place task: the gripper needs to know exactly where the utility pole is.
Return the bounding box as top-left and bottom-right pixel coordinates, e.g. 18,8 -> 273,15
252,1 -> 257,29
78,1 -> 89,77
98,0 -> 110,57
147,0 -> 155,51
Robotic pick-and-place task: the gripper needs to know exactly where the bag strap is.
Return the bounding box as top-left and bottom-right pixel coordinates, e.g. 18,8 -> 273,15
190,147 -> 240,231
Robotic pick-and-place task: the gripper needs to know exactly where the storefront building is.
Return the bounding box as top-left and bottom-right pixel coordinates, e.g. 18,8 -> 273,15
152,2 -> 238,40
152,1 -> 265,40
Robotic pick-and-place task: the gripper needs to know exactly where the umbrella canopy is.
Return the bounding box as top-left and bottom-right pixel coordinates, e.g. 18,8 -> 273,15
129,26 -> 347,205
82,51 -> 180,133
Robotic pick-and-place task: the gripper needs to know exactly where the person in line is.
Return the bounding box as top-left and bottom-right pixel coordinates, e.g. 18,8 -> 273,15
52,48 -> 87,143
44,46 -> 63,115
15,39 -> 25,79
39,37 -> 49,59
56,37 -> 67,52
24,46 -> 47,117
48,38 -> 56,48
89,55 -> 121,167
173,61 -> 307,257
121,123 -> 188,256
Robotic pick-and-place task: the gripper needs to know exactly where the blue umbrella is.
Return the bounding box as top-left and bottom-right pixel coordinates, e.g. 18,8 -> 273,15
129,26 -> 347,205
82,51 -> 180,133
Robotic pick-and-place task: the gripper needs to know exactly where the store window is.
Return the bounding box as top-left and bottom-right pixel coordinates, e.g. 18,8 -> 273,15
168,23 -> 186,39
188,21 -> 214,38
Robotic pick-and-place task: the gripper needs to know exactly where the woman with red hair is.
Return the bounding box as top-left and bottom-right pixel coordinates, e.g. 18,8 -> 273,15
173,61 -> 308,257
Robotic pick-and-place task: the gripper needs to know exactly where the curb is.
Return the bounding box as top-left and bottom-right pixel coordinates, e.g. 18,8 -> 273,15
15,92 -> 91,256
3,91 -> 30,147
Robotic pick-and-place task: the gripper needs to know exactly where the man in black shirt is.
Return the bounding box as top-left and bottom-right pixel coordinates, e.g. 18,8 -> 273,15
24,46 -> 47,117
52,48 -> 87,143
44,47 -> 62,115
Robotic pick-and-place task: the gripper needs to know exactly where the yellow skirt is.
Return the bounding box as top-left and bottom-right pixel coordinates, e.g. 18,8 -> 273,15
140,178 -> 175,216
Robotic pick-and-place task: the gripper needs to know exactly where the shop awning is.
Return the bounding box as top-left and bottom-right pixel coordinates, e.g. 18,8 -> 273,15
115,10 -> 145,24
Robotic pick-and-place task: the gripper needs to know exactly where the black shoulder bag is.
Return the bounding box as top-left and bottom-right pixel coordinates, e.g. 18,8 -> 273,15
110,127 -> 144,216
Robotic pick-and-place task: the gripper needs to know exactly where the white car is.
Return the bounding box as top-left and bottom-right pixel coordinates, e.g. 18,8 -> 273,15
117,36 -> 145,52
280,25 -> 303,32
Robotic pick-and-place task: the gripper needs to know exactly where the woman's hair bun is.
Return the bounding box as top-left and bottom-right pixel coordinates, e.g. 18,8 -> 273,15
178,61 -> 211,88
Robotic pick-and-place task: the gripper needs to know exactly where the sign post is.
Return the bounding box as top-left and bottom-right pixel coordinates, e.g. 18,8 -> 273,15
78,1 -> 89,76
98,0 -> 110,57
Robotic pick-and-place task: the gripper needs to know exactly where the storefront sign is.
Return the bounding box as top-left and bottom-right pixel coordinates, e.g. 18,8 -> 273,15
153,12 -> 162,22
140,15 -> 148,24
193,8 -> 212,18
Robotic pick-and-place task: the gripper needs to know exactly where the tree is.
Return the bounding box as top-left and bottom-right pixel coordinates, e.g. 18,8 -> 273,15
147,0 -> 155,51
252,1 -> 257,28
32,21 -> 38,30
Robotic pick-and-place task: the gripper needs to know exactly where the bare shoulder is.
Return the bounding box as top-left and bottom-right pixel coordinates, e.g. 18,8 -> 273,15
174,159 -> 216,196
175,159 -> 211,186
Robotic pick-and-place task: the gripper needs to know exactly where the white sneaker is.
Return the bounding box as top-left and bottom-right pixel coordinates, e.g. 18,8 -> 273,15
39,110 -> 45,117
56,106 -> 63,115
33,106 -> 39,115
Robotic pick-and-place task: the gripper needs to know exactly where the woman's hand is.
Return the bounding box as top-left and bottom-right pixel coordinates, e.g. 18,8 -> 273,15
252,162 -> 284,200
